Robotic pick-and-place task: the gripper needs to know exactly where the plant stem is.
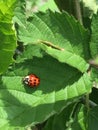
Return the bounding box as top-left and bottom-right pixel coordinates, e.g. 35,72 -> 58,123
82,96 -> 97,108
85,94 -> 90,110
74,0 -> 83,25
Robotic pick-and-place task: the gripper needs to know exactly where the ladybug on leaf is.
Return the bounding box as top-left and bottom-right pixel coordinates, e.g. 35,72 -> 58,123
23,74 -> 40,88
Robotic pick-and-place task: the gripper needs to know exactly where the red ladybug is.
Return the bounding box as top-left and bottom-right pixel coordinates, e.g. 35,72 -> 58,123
23,74 -> 40,87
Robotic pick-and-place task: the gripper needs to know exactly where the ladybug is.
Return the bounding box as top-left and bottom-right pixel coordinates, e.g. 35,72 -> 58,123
23,74 -> 40,87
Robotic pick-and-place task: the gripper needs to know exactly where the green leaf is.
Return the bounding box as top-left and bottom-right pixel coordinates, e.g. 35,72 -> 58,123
15,11 -> 90,72
0,0 -> 17,74
43,103 -> 76,130
71,104 -> 87,130
90,13 -> 98,57
0,54 -> 92,129
88,106 -> 98,130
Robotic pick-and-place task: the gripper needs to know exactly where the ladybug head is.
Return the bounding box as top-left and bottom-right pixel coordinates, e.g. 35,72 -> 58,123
23,76 -> 29,85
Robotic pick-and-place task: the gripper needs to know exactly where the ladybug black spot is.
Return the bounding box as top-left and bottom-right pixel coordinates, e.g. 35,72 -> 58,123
34,82 -> 36,85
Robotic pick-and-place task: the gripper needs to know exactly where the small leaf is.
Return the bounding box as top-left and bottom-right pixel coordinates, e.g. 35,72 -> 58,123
71,104 -> 87,130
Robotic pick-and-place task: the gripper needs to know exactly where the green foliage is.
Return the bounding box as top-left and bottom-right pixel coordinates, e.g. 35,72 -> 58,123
0,0 -> 17,74
0,0 -> 98,129
15,10 -> 90,72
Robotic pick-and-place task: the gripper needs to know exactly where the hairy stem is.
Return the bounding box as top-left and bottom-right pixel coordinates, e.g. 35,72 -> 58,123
74,0 -> 83,24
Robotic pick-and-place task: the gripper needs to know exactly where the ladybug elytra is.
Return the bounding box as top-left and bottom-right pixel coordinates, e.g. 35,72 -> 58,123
23,74 -> 40,87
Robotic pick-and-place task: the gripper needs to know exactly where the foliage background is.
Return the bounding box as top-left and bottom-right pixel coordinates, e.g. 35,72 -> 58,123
0,0 -> 98,130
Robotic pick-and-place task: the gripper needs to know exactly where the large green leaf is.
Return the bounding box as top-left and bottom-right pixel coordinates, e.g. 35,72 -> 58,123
0,54 -> 92,129
0,0 -> 17,74
15,10 -> 90,72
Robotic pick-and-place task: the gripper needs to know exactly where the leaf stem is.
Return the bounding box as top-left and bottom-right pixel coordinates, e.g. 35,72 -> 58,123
38,40 -> 64,51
